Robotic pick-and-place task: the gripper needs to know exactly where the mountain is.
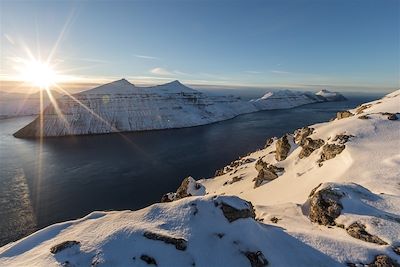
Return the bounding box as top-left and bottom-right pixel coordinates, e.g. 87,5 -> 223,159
0,91 -> 62,119
316,89 -> 347,101
12,80 -> 345,138
1,90 -> 398,266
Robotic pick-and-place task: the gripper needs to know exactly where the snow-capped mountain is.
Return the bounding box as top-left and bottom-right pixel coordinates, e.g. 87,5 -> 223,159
0,91 -> 62,119
1,90 -> 398,266
316,89 -> 347,101
13,79 -> 345,137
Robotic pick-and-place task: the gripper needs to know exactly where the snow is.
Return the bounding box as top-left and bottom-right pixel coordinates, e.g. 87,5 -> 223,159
1,90 -> 399,266
11,80 -> 345,137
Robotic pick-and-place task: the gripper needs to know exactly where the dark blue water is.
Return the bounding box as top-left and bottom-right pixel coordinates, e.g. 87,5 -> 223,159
0,93 -> 383,246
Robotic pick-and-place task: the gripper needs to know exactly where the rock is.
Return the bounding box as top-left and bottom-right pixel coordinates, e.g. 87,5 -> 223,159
332,134 -> 354,144
275,135 -> 291,161
294,126 -> 314,145
253,169 -> 278,188
381,112 -> 398,120
355,104 -> 372,114
298,138 -> 325,158
140,254 -> 157,266
358,115 -> 370,120
320,144 -> 345,162
143,231 -> 187,251
50,240 -> 80,254
346,222 -> 388,245
219,201 -> 256,222
264,137 -> 275,149
336,111 -> 354,120
270,217 -> 280,223
309,187 -> 343,226
214,169 -> 225,176
253,160 -> 284,188
160,192 -> 175,203
393,246 -> 400,256
244,251 -> 268,267
367,255 -> 399,267
308,183 -> 322,197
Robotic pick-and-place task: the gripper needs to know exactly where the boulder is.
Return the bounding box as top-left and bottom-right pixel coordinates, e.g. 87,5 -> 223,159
275,135 -> 291,161
219,201 -> 256,223
381,112 -> 398,120
50,240 -> 80,254
336,111 -> 354,120
253,160 -> 284,188
346,222 -> 388,245
320,144 -> 345,162
294,127 -> 314,145
299,138 -> 325,159
161,176 -> 205,202
367,255 -> 399,267
244,251 -> 268,267
143,231 -> 187,251
308,187 -> 343,226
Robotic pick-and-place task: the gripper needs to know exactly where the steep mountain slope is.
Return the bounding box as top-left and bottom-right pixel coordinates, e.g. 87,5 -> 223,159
13,79 -> 344,137
0,91 -> 62,119
1,91 -> 398,266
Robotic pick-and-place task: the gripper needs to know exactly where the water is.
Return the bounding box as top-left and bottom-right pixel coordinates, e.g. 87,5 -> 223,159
0,93 -> 382,246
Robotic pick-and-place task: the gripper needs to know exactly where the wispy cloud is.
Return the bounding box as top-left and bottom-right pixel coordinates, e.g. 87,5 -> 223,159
134,54 -> 159,60
245,70 -> 262,74
271,70 -> 292,74
150,67 -> 174,76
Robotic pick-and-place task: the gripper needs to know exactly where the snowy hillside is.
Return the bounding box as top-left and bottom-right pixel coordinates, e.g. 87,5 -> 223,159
0,91 -> 61,119
1,90 -> 398,266
13,79 -> 344,137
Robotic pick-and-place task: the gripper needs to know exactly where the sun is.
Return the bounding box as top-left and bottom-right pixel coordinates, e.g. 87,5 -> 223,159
20,60 -> 57,89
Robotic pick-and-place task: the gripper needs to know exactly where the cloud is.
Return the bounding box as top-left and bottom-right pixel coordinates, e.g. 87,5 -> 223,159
4,34 -> 15,45
134,54 -> 159,60
150,67 -> 174,76
271,70 -> 292,75
245,70 -> 262,74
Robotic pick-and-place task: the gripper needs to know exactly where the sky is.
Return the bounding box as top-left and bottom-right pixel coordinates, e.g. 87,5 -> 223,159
0,0 -> 399,92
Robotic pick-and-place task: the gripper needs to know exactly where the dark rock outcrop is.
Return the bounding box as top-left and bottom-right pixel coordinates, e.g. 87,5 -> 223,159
143,231 -> 187,251
50,240 -> 80,254
358,115 -> 370,120
367,255 -> 399,267
332,134 -> 354,144
294,127 -> 314,145
320,144 -> 345,162
140,254 -> 157,265
219,201 -> 256,222
264,137 -> 275,149
346,222 -> 388,245
355,104 -> 372,114
299,138 -> 325,158
254,159 -> 284,188
381,112 -> 398,121
309,187 -> 343,226
275,135 -> 291,161
336,111 -> 354,120
244,251 -> 268,267
161,176 -> 205,202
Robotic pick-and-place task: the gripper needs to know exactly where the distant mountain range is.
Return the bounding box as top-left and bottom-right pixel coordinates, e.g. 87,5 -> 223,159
12,79 -> 345,138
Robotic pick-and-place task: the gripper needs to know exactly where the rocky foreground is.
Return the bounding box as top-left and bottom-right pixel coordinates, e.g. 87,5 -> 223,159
0,90 -> 398,267
13,79 -> 344,137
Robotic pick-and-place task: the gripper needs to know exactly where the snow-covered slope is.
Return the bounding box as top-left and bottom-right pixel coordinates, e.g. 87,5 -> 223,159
13,79 -> 345,138
0,91 -> 61,119
316,89 -> 346,101
1,90 -> 398,266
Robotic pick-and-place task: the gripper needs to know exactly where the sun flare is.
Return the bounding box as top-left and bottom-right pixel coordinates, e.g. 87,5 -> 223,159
19,60 -> 57,89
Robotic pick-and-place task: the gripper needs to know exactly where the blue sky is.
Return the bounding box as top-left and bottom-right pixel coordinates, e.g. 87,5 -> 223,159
0,0 -> 399,92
